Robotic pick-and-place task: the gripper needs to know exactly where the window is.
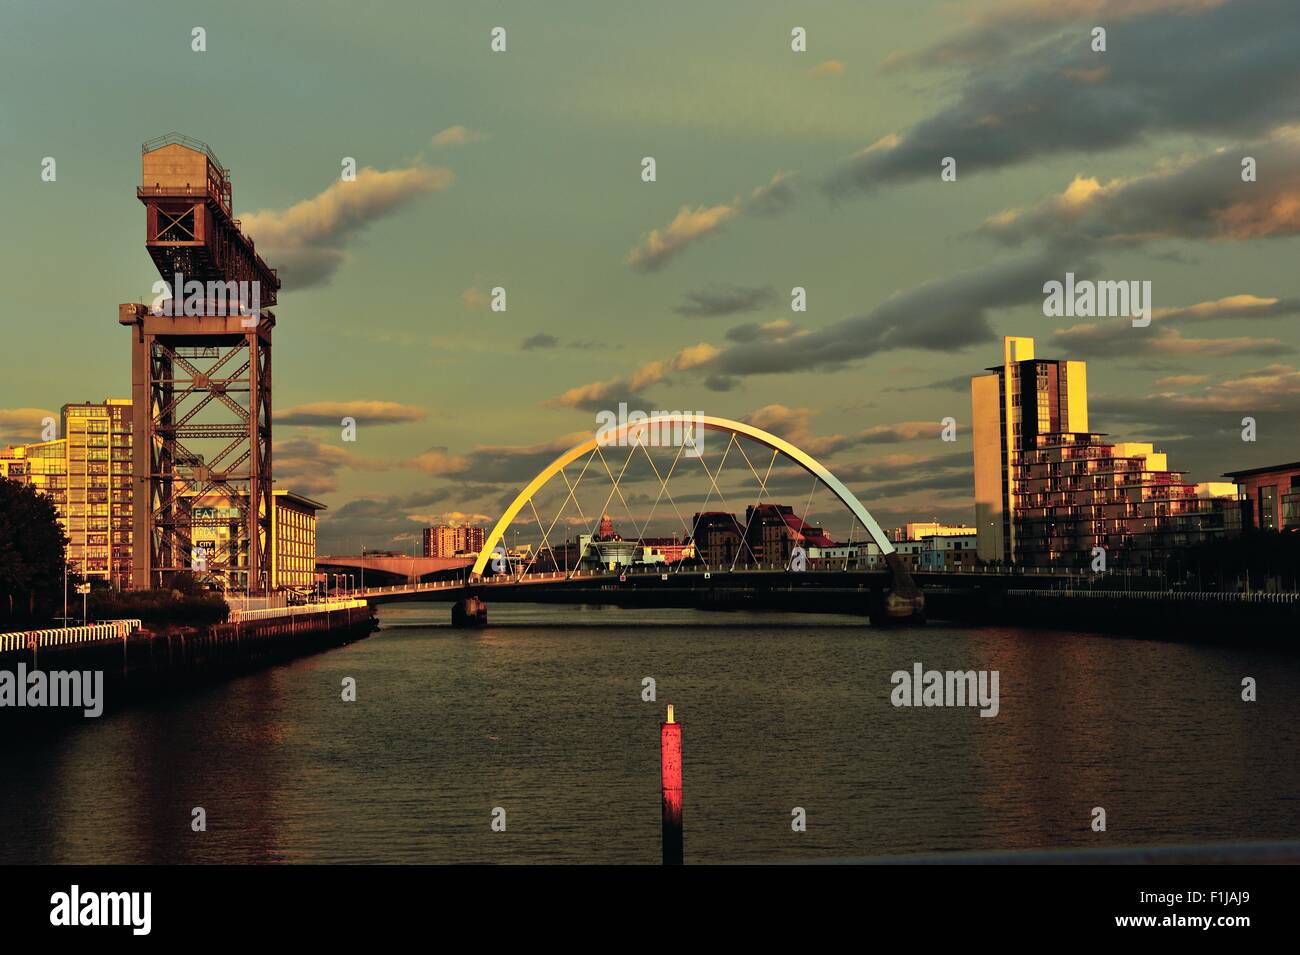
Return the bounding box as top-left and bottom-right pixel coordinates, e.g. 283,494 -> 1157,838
1259,484 -> 1278,530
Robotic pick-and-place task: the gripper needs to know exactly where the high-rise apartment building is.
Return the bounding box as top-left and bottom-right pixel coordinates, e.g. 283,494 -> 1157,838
972,337 -> 1088,563
422,524 -> 486,558
1,400 -> 133,588
63,399 -> 134,588
971,338 -> 1235,568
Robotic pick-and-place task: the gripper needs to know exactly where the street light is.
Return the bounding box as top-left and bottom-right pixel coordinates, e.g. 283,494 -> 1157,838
62,560 -> 71,626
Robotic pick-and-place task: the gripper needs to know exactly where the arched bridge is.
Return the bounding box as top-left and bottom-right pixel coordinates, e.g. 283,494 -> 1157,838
330,415 -> 925,625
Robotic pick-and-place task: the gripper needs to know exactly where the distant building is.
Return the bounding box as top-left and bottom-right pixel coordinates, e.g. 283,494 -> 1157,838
806,542 -> 883,570
423,524 -> 486,558
892,533 -> 978,572
891,522 -> 975,542
688,512 -> 747,569
1222,461 -> 1300,532
971,337 -> 1236,569
1,399 -> 134,589
744,503 -> 834,569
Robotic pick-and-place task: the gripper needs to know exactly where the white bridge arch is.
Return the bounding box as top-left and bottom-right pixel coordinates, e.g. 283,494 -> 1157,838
470,414 -> 897,578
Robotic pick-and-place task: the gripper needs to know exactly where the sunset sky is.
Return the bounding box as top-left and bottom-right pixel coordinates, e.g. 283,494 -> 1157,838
2,0 -> 1299,553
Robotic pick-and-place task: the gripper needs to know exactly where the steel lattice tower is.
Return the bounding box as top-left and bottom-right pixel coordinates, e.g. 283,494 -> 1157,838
120,134 -> 281,593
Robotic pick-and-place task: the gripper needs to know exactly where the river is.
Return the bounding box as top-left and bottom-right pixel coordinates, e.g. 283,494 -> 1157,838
2,604 -> 1297,863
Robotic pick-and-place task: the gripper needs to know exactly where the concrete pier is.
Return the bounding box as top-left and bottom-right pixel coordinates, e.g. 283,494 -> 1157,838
451,595 -> 488,627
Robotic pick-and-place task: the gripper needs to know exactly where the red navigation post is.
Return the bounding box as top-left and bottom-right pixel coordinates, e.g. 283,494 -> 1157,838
660,703 -> 683,865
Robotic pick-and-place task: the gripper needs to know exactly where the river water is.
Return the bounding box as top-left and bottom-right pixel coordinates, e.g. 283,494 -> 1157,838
2,603 -> 1298,864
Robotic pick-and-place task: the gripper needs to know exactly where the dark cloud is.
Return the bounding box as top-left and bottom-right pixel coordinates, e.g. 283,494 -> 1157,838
827,0 -> 1300,197
521,334 -> 619,351
981,127 -> 1300,247
707,246 -> 1093,378
724,319 -> 798,343
886,374 -> 972,394
674,284 -> 778,318
522,333 -> 560,350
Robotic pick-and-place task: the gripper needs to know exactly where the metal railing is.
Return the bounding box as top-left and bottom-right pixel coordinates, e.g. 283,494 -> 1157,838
0,618 -> 142,653
229,599 -> 368,623
141,133 -> 229,176
1006,589 -> 1298,603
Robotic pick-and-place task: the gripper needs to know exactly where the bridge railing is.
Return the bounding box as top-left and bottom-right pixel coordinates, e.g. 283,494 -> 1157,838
1006,589 -> 1298,603
0,618 -> 143,653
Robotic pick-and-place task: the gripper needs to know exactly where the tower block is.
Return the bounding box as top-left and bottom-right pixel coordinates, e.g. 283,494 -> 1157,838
120,134 -> 281,593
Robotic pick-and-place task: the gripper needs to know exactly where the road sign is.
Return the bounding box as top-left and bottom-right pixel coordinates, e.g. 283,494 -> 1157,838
75,583 -> 91,595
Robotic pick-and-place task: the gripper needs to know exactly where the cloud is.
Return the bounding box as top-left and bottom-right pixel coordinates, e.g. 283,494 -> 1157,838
703,245 -> 1090,378
1154,374 -> 1209,388
521,333 -> 560,350
317,487 -> 461,553
981,128 -> 1300,247
809,59 -> 845,77
882,0 -> 1229,74
278,401 -> 427,426
725,319 -> 800,343
1049,293 -> 1300,358
405,510 -> 494,526
242,163 -> 454,289
431,125 -> 489,148
747,171 -> 797,215
627,171 -> 797,271
521,333 -> 618,351
828,0 -> 1300,196
274,437 -> 393,496
855,421 -> 952,444
448,432 -> 593,486
675,285 -> 778,318
626,203 -> 740,271
554,245 -> 1089,404
886,374 -> 972,394
743,405 -> 843,457
0,408 -> 57,446
545,344 -> 719,410
409,447 -> 472,476
743,405 -> 958,460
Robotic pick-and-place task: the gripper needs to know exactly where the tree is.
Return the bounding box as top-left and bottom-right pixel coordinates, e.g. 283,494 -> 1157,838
0,477 -> 68,626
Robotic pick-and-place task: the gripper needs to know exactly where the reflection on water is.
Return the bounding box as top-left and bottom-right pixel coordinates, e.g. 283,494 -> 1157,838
3,603 -> 1298,863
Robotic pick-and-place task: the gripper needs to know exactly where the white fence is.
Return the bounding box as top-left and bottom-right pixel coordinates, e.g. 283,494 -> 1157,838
0,618 -> 143,653
229,599 -> 368,623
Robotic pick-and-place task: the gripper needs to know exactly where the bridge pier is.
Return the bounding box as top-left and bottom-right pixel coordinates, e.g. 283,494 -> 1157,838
878,553 -> 926,625
452,595 -> 488,627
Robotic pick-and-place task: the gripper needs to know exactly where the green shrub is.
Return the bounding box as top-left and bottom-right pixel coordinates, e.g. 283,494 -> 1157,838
90,589 -> 229,626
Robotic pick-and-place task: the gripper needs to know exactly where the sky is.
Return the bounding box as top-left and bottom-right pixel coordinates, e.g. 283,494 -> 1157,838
2,0 -> 1299,554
